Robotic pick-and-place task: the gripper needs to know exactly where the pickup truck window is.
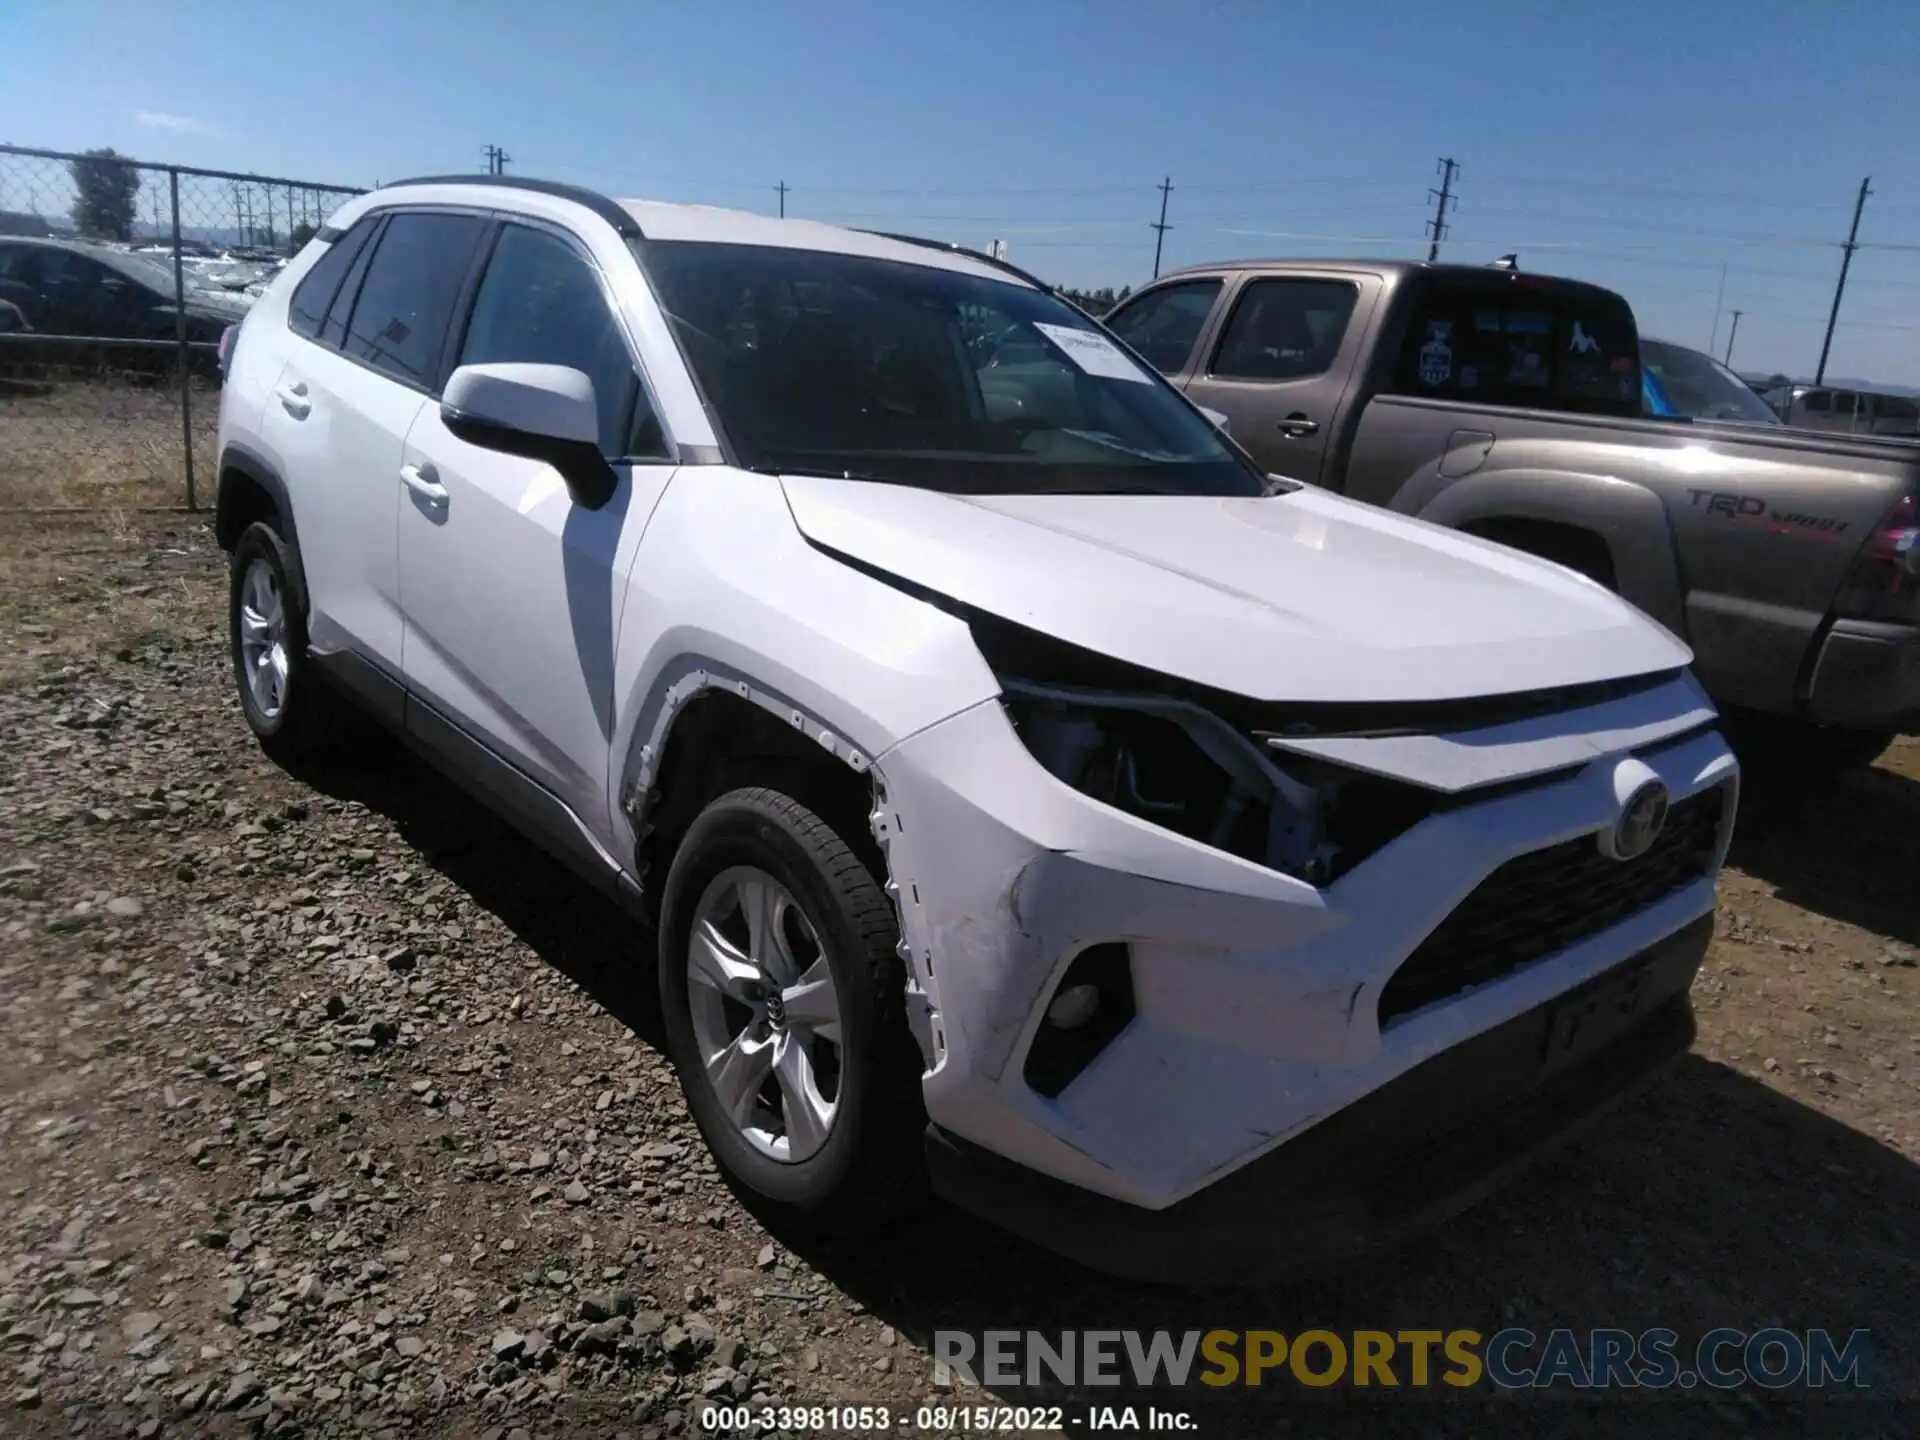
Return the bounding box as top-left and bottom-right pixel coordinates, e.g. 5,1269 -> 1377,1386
642,242 -> 1261,497
1391,277 -> 1641,418
1209,279 -> 1357,381
1104,279 -> 1222,375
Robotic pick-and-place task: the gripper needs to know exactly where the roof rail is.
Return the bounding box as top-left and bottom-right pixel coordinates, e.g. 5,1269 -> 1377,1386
856,230 -> 1054,293
380,174 -> 642,239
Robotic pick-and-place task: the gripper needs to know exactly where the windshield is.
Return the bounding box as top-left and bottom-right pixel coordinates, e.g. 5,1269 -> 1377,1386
637,240 -> 1262,496
1641,339 -> 1782,425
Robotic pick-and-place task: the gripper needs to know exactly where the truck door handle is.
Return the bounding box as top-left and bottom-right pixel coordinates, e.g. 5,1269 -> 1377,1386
275,380 -> 310,420
400,463 -> 448,508
1278,412 -> 1319,438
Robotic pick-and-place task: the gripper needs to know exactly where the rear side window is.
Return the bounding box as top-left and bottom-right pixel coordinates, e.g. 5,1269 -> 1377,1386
287,218 -> 376,338
341,212 -> 486,389
1392,278 -> 1641,416
1210,278 -> 1358,380
1876,394 -> 1919,423
1105,280 -> 1221,374
455,224 -> 657,457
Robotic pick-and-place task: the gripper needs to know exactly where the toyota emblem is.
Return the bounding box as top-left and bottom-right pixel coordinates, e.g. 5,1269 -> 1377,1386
1610,780 -> 1670,861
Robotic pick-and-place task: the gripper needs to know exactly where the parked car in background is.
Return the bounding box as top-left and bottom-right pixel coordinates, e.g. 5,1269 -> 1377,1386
1105,259 -> 1920,769
213,177 -> 1738,1281
0,235 -> 247,373
1762,382 -> 1920,436
1641,338 -> 1784,426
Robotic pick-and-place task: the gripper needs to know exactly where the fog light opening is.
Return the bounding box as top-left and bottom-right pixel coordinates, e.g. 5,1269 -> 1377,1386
1023,943 -> 1136,1100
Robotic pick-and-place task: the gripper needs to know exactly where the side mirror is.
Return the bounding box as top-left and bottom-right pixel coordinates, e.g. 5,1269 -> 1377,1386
441,363 -> 616,509
1198,405 -> 1231,434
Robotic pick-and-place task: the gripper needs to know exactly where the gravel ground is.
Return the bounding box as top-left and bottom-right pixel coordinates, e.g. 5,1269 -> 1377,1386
1,508 -> 1916,1439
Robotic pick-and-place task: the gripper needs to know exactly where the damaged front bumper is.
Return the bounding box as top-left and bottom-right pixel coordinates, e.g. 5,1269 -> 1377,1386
871,672 -> 1738,1266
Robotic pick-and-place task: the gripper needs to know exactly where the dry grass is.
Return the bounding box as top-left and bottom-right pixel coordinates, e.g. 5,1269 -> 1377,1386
0,370 -> 215,510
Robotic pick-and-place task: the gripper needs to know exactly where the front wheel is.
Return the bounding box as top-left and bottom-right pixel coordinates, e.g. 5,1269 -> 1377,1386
658,786 -> 923,1235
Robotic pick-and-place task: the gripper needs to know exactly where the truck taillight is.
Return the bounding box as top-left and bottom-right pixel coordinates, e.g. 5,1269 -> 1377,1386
1834,492 -> 1920,624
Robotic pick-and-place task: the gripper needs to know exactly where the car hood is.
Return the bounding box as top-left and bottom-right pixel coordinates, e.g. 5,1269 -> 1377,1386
781,476 -> 1692,703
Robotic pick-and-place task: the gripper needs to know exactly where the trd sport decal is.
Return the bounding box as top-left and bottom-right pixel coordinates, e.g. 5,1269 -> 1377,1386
1686,489 -> 1852,536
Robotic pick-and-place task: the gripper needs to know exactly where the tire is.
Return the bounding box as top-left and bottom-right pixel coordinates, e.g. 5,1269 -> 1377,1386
228,520 -> 339,760
1729,715 -> 1893,776
658,786 -> 923,1235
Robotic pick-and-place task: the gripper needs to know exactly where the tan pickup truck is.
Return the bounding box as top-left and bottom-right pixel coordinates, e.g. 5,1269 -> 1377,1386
1102,260 -> 1920,769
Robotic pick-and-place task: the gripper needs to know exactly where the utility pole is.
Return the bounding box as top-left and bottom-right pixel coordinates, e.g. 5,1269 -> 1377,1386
1709,261 -> 1728,354
776,180 -> 788,218
1724,310 -> 1744,367
1150,176 -> 1173,279
1815,176 -> 1871,386
1426,157 -> 1458,263
483,144 -> 511,176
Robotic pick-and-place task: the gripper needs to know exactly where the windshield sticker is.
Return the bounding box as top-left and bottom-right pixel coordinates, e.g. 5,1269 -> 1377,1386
1417,321 -> 1453,386
1033,323 -> 1154,384
1569,321 -> 1603,355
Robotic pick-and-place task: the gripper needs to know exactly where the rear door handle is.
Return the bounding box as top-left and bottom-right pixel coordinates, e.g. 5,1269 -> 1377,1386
400,462 -> 448,508
1278,412 -> 1319,439
275,380 -> 310,420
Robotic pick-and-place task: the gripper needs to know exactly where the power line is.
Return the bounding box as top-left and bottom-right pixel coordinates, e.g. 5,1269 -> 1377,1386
1426,158 -> 1458,262
1724,309 -> 1744,366
1150,176 -> 1173,279
1816,176 -> 1872,385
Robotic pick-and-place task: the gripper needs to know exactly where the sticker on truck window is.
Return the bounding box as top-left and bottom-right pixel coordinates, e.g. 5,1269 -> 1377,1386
1417,321 -> 1453,386
1033,323 -> 1154,383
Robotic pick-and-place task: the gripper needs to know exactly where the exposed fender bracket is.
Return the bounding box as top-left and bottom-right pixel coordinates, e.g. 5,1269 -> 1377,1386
618,661 -> 945,1072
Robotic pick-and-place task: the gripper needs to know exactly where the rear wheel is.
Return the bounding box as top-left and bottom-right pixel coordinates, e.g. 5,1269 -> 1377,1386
659,786 -> 923,1235
228,521 -> 340,760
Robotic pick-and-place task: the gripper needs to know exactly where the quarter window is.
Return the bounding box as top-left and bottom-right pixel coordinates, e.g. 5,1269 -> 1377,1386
455,224 -> 658,457
340,212 -> 486,389
287,217 -> 377,339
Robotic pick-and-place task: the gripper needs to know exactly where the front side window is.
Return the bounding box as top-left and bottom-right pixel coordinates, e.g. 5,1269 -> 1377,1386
1105,279 -> 1222,375
341,212 -> 485,389
639,242 -> 1258,497
456,224 -> 657,457
1210,278 -> 1358,381
1392,277 -> 1641,417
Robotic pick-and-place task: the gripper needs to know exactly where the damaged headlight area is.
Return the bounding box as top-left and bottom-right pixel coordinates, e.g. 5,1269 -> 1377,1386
997,679 -> 1442,887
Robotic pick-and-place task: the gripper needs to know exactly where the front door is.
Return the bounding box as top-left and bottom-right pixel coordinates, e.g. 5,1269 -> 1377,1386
398,220 -> 677,836
1182,275 -> 1373,485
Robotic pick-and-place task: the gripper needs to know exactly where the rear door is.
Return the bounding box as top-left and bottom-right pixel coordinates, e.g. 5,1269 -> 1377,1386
398,218 -> 677,835
1180,273 -> 1377,484
258,209 -> 487,674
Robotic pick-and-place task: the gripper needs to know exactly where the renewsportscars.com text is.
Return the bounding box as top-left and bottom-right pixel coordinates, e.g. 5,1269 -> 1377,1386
933,1327 -> 1873,1391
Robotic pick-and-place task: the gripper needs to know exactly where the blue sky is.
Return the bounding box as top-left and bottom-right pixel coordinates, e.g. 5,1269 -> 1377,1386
6,0 -> 1920,383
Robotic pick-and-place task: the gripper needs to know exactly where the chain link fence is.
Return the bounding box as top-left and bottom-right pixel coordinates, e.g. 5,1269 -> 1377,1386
0,143 -> 362,511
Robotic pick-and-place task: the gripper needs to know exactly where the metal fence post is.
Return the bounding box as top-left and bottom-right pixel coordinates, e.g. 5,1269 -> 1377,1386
168,166 -> 197,511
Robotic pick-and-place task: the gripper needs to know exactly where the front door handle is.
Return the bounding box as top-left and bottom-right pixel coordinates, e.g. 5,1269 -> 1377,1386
1278,412 -> 1319,439
276,380 -> 310,420
400,462 -> 448,508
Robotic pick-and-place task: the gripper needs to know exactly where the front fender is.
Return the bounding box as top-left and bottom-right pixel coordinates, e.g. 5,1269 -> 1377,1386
606,468 -> 1001,858
1411,468 -> 1688,639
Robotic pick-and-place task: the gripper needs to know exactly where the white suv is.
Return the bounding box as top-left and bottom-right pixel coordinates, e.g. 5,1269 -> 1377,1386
215,176 -> 1738,1282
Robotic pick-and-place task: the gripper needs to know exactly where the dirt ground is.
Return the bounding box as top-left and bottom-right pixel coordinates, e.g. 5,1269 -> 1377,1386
1,440 -> 1917,1436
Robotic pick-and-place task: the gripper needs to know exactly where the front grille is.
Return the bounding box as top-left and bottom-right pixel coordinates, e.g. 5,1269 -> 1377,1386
1378,785 -> 1725,1027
